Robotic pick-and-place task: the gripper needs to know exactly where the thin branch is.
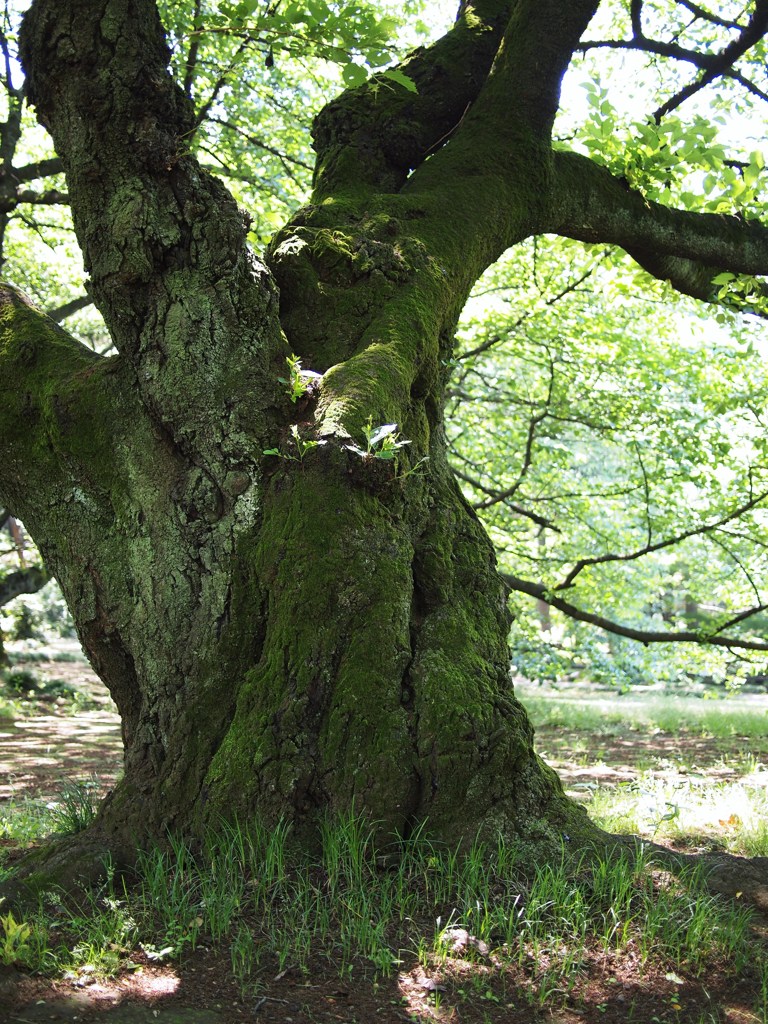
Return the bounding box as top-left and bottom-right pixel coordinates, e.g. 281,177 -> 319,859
457,256 -> 606,362
207,116 -> 313,171
15,210 -> 68,237
709,599 -> 768,634
194,38 -> 252,129
675,1 -> 741,30
536,484 -> 644,503
708,532 -> 763,604
579,36 -> 728,68
633,442 -> 653,549
726,68 -> 768,103
656,1 -> 768,119
509,395 -> 551,500
556,487 -> 768,591
197,148 -> 262,185
717,524 -> 768,549
453,467 -> 561,530
183,0 -> 203,100
0,27 -> 20,98
502,571 -> 768,652
47,295 -> 92,322
580,1 -> 768,121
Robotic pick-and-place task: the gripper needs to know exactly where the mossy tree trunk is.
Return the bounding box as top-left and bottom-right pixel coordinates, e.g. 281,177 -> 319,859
3,0 -> 768,869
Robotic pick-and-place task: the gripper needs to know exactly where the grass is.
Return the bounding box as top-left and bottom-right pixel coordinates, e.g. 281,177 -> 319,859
1,663 -> 102,714
519,684 -> 768,741
519,680 -> 768,858
0,810 -> 763,1021
585,772 -> 768,855
0,781 -> 100,860
2,673 -> 768,1021
5,647 -> 88,665
0,796 -> 60,852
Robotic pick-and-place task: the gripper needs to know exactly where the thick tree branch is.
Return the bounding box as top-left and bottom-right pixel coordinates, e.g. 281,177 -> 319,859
0,284 -> 105,521
630,0 -> 643,37
478,0 -> 601,139
502,571 -> 768,652
549,150 -> 768,299
2,187 -> 69,209
10,156 -> 64,182
48,294 -> 92,322
0,565 -> 49,606
362,0 -> 603,345
19,0 -> 284,468
312,0 -> 515,196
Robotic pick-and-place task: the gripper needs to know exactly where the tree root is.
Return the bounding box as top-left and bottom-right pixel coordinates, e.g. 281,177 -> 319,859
0,827 -> 131,913
610,833 -> 768,911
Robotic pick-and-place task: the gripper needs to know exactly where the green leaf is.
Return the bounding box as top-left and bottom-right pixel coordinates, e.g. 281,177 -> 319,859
381,68 -> 417,93
283,3 -> 305,24
367,422 -> 399,447
306,0 -> 330,23
342,63 -> 369,88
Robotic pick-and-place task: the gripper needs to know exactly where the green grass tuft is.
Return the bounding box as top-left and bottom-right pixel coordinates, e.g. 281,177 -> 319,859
0,815 -> 756,1012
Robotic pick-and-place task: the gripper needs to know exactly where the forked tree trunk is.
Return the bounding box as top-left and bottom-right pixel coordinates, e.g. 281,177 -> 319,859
0,265 -> 584,869
0,0 -> 608,881
5,0 -> 768,910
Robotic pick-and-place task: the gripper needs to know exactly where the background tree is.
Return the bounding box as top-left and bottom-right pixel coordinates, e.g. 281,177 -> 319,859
450,238 -> 768,688
2,0 -> 768,887
0,512 -> 47,665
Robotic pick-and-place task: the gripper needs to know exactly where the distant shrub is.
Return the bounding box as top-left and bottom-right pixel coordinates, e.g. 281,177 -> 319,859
3,669 -> 39,693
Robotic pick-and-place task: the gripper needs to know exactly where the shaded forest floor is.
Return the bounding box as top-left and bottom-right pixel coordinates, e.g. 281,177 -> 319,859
1,647 -> 767,1023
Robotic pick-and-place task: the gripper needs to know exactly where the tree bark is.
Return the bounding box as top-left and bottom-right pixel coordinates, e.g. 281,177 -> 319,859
5,0 -> 768,887
0,0 -> 596,877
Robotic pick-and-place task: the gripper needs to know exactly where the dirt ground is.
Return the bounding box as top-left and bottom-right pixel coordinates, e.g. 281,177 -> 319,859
1,653 -> 767,1024
0,650 -> 122,805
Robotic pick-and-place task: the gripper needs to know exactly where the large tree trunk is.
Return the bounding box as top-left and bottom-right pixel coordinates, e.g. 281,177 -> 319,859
6,0 -> 768,910
203,428 -> 573,849
0,0 -> 596,873
0,259 -> 581,867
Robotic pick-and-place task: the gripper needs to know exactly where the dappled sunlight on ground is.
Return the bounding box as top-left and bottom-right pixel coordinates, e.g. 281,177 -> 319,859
0,641 -> 122,805
521,679 -> 768,855
0,712 -> 123,802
